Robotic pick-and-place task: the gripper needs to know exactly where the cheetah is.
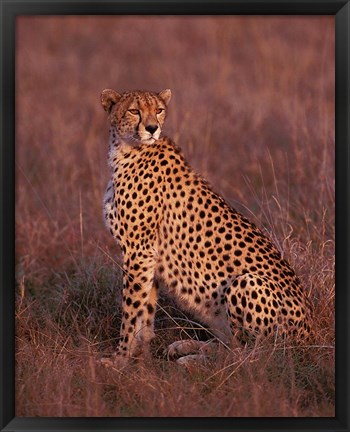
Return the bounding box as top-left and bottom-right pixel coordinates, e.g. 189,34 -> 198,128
100,88 -> 312,367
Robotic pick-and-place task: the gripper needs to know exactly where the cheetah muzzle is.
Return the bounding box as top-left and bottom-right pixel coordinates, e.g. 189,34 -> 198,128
100,88 -> 312,368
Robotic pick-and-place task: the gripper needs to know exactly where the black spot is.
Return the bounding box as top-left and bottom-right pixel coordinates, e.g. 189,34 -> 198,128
134,283 -> 142,292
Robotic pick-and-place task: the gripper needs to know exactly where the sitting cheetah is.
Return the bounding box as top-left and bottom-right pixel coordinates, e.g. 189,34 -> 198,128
100,88 -> 312,367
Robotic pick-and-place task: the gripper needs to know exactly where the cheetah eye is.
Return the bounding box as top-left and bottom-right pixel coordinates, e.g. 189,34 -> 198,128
156,108 -> 164,114
128,109 -> 140,115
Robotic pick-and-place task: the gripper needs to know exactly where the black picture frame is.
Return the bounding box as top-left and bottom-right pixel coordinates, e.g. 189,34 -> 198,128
1,0 -> 349,431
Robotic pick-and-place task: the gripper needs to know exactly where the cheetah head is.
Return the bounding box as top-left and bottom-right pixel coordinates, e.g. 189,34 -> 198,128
101,89 -> 171,145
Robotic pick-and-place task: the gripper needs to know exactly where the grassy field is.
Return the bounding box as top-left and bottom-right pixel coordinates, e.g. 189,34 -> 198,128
15,16 -> 335,417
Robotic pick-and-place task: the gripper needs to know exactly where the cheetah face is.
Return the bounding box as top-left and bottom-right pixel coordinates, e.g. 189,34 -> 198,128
101,89 -> 171,145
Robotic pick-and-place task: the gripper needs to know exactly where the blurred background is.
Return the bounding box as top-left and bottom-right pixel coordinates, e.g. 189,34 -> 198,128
15,16 -> 335,417
16,16 -> 334,280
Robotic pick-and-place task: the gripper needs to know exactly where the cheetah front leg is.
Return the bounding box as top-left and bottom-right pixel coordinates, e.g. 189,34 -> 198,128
100,251 -> 158,368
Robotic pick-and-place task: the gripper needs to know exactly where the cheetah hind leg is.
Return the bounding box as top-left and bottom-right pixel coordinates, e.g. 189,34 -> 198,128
224,273 -> 295,343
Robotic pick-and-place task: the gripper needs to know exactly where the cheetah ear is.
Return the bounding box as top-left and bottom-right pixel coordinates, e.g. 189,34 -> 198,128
101,89 -> 122,113
158,89 -> 171,106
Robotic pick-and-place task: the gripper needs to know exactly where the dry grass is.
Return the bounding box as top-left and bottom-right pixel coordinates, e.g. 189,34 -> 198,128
15,16 -> 334,417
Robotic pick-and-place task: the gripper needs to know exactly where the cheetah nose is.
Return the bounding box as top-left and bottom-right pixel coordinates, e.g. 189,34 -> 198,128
145,124 -> 158,134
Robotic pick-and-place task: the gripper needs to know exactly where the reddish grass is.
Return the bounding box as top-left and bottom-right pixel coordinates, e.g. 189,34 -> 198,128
15,16 -> 334,416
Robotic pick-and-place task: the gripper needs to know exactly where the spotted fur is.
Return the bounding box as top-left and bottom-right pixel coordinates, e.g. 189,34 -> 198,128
100,89 -> 312,365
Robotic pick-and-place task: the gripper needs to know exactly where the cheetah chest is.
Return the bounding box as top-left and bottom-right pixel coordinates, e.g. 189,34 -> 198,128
105,150 -> 164,249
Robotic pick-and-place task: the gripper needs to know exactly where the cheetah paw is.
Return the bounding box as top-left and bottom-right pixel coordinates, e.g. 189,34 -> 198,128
176,354 -> 207,368
98,354 -> 129,370
167,340 -> 193,358
167,339 -> 215,359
